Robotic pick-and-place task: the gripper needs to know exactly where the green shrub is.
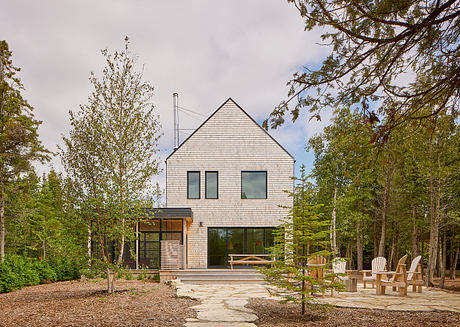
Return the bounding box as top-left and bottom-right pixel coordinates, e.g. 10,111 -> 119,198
81,268 -> 100,279
0,263 -> 19,293
4,255 -> 40,288
121,271 -> 133,280
0,255 -> 82,294
33,260 -> 57,283
49,257 -> 81,281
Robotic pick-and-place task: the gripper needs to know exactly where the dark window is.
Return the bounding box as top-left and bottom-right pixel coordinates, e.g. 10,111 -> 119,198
205,171 -> 218,199
187,171 -> 200,199
208,227 -> 275,267
241,171 -> 267,199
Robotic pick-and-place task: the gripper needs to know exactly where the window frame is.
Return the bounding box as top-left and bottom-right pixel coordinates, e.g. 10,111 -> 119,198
187,171 -> 201,199
241,171 -> 267,199
205,171 -> 219,199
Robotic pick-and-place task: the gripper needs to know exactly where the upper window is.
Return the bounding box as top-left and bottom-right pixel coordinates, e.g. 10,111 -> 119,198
241,171 -> 267,199
187,171 -> 200,199
205,171 -> 218,199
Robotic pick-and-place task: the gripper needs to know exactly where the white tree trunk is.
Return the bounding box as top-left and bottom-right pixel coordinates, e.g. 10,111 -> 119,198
331,186 -> 337,256
378,166 -> 391,257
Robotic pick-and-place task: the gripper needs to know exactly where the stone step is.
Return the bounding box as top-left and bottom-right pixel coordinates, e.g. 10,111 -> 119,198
177,270 -> 262,276
179,279 -> 264,285
176,269 -> 265,284
179,275 -> 263,280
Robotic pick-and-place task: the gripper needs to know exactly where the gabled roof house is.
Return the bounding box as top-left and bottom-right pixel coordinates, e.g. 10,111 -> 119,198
123,98 -> 294,270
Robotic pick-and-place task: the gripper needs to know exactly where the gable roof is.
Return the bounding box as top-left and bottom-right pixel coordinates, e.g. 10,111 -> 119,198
166,98 -> 294,161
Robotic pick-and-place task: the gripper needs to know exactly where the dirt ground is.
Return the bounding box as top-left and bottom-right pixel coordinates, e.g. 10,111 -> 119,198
248,298 -> 460,327
0,279 -> 197,327
1,278 -> 459,327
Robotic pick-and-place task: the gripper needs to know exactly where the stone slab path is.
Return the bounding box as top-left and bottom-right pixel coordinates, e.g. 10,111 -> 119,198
174,281 -> 460,326
321,284 -> 460,312
175,282 -> 273,327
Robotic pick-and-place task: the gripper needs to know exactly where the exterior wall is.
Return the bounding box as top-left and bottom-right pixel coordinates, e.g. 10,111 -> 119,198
166,99 -> 294,268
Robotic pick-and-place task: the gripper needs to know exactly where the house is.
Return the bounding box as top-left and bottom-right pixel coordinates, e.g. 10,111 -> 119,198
167,98 -> 294,268
123,98 -> 294,270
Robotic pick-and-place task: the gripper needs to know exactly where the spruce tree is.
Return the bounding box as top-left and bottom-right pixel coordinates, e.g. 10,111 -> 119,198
259,165 -> 339,315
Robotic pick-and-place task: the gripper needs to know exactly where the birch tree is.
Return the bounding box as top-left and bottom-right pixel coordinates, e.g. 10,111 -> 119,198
60,37 -> 161,293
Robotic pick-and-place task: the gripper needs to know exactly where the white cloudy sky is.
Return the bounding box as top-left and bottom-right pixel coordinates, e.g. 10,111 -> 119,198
1,0 -> 332,191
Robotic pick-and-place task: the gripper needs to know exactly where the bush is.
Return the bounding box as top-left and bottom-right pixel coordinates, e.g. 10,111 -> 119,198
0,263 -> 19,293
0,255 -> 82,294
4,255 -> 40,288
49,257 -> 81,281
33,260 -> 57,283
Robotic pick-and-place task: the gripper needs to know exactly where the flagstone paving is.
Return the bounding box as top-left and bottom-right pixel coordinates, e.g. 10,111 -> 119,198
321,284 -> 460,312
174,281 -> 460,326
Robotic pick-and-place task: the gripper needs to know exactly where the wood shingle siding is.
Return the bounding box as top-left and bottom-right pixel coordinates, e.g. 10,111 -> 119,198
166,98 -> 294,268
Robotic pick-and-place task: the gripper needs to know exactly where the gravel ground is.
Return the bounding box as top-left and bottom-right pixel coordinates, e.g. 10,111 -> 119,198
0,279 -> 198,327
247,298 -> 460,327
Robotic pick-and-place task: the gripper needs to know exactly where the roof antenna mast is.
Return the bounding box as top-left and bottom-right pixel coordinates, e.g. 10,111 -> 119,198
173,92 -> 179,149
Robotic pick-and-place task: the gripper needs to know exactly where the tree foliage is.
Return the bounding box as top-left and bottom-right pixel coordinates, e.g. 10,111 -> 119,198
259,165 -> 339,314
60,37 -> 162,293
264,0 -> 459,141
0,40 -> 48,262
309,106 -> 459,286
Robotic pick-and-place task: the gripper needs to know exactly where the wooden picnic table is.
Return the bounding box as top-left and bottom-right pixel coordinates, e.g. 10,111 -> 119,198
228,254 -> 274,269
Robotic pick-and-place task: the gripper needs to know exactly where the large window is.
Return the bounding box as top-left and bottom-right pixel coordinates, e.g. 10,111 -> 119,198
187,171 -> 200,199
208,227 -> 274,267
241,171 -> 267,199
205,171 -> 218,199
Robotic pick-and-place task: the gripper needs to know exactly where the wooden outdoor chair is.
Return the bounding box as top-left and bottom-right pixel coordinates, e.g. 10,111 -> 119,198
377,255 -> 409,297
407,255 -> 423,293
307,255 -> 327,296
361,256 -> 387,288
330,257 -> 352,296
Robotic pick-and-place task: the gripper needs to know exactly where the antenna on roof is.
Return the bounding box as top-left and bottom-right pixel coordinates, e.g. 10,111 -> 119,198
173,92 -> 179,149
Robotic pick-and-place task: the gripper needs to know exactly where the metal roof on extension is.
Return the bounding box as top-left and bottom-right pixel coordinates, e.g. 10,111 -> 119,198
140,208 -> 192,219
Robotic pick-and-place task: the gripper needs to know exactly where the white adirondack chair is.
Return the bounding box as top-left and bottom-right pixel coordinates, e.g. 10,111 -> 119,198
361,257 -> 387,288
330,258 -> 350,296
332,258 -> 349,281
407,255 -> 423,293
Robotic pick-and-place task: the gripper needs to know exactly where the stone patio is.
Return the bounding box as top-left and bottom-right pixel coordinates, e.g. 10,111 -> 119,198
321,284 -> 460,312
174,280 -> 460,326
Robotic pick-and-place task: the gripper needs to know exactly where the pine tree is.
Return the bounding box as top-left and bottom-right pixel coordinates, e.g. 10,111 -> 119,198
0,40 -> 48,262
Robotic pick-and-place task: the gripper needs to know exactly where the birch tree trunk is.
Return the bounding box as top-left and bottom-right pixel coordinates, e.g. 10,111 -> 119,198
378,165 -> 391,257
411,203 -> 418,259
331,186 -> 338,256
356,219 -> 363,270
373,209 -> 378,258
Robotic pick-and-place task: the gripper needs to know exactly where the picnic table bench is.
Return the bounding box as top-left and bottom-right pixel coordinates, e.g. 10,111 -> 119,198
228,254 -> 274,269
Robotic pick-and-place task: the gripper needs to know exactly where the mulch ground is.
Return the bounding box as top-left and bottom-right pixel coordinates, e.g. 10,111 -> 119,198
432,277 -> 460,293
248,298 -> 460,327
0,279 -> 198,327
